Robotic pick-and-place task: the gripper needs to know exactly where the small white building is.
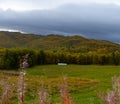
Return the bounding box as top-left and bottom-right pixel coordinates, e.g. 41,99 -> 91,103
57,63 -> 67,65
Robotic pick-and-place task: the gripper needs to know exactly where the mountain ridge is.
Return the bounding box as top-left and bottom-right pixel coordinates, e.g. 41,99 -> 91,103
0,31 -> 120,53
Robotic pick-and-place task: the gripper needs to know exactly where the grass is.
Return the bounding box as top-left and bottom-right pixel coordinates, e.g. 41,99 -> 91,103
1,65 -> 120,103
26,65 -> 120,103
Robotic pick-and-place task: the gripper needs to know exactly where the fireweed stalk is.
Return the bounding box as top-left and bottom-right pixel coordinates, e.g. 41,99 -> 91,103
18,54 -> 29,104
60,77 -> 74,104
98,76 -> 120,104
39,88 -> 48,104
1,81 -> 11,104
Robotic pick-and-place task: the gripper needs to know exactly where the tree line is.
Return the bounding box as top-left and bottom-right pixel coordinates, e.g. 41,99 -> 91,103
0,48 -> 120,69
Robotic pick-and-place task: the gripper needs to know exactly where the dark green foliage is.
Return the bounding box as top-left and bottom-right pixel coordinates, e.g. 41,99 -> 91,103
37,50 -> 46,65
0,48 -> 120,69
0,48 -> 37,69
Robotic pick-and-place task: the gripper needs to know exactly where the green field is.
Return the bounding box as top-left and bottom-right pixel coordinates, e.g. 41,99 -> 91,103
1,65 -> 120,104
27,65 -> 120,103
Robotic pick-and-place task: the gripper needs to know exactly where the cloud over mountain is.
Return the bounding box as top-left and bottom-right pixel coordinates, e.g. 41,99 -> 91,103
0,3 -> 120,42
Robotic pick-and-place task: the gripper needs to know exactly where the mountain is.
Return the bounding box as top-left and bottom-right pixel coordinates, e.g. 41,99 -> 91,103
0,31 -> 120,53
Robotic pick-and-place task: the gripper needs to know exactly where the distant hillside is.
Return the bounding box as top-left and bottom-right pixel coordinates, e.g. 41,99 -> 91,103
0,31 -> 120,53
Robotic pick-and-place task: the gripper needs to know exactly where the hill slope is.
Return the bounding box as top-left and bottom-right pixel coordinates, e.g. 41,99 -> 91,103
0,31 -> 120,52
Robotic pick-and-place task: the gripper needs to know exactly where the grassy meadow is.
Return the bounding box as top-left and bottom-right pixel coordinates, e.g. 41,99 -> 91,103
1,65 -> 120,104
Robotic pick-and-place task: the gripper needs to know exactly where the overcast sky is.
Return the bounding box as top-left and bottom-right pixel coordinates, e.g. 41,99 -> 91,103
1,0 -> 120,11
0,0 -> 120,43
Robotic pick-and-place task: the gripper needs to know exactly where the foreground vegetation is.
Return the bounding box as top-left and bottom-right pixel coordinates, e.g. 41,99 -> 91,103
0,65 -> 120,104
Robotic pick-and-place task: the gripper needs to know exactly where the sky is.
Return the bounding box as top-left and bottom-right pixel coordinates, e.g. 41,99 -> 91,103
1,0 -> 120,11
0,0 -> 120,43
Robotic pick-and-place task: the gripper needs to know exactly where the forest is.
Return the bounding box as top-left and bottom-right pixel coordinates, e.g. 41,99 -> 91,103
0,31 -> 120,69
0,48 -> 120,69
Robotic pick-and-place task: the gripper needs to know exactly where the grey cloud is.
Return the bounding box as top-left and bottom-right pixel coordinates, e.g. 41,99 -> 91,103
1,0 -> 120,11
0,3 -> 120,42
